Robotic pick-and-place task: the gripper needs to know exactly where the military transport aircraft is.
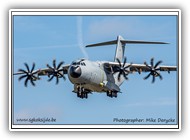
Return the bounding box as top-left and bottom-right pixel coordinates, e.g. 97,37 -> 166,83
14,35 -> 177,99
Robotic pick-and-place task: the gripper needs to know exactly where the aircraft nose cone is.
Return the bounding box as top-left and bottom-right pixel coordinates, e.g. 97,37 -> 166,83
69,65 -> 82,78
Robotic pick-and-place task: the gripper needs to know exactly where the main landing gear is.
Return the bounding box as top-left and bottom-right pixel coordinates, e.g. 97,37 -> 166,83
106,91 -> 118,98
77,86 -> 88,99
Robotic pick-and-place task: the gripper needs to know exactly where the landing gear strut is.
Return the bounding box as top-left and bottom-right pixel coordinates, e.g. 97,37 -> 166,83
77,86 -> 88,99
107,91 -> 118,98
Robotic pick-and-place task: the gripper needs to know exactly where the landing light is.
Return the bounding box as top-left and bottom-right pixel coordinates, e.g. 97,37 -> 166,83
99,82 -> 104,87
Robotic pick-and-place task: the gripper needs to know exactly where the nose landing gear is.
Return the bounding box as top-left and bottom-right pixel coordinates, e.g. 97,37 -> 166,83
77,86 -> 88,99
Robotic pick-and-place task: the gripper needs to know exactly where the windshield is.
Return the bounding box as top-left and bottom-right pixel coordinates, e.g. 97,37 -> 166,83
71,59 -> 86,66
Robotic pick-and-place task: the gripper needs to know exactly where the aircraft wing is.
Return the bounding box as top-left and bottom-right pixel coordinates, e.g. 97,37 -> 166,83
106,61 -> 177,74
129,64 -> 177,73
13,62 -> 70,87
37,64 -> 70,76
105,60 -> 177,83
14,64 -> 70,76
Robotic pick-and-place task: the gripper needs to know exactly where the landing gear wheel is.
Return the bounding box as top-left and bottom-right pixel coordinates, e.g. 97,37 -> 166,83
76,86 -> 88,99
107,91 -> 118,98
113,92 -> 117,98
84,93 -> 88,99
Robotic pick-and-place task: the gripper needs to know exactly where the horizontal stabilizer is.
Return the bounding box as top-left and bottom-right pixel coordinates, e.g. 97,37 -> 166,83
86,40 -> 117,47
86,39 -> 168,48
120,40 -> 169,44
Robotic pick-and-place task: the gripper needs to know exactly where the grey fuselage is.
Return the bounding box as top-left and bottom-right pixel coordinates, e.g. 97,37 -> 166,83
67,59 -> 120,93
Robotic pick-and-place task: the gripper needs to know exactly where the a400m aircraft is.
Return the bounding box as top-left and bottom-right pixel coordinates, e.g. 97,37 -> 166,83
14,35 -> 177,99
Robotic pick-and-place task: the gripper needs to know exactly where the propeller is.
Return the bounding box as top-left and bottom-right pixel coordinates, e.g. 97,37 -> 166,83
114,57 -> 132,81
46,59 -> 66,84
143,58 -> 163,83
17,63 -> 38,87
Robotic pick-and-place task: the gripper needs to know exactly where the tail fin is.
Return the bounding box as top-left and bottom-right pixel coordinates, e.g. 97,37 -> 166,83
86,35 -> 168,62
114,35 -> 125,62
85,35 -> 125,62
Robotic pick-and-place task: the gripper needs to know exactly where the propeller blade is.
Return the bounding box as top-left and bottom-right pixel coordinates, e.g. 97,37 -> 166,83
150,58 -> 154,67
156,72 -> 163,80
123,57 -> 126,67
144,73 -> 151,80
48,75 -> 54,82
31,63 -> 35,72
53,59 -> 56,69
58,72 -> 66,80
30,79 -> 35,86
18,69 -> 28,74
62,75 -> 66,81
154,60 -> 162,68
18,74 -> 28,81
24,63 -> 30,72
47,64 -> 53,70
144,62 -> 152,70
143,58 -> 163,83
113,66 -> 121,73
124,63 -> 132,70
24,77 -> 29,87
57,61 -> 64,70
32,75 -> 38,80
152,76 -> 155,83
118,72 -> 122,81
123,72 -> 128,80
116,58 -> 122,68
56,77 -> 59,84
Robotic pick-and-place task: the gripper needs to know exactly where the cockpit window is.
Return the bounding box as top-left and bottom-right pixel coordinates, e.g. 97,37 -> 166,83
72,59 -> 87,66
81,62 -> 86,66
72,61 -> 86,66
72,61 -> 80,65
